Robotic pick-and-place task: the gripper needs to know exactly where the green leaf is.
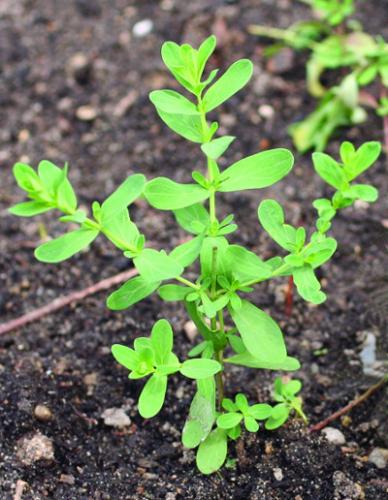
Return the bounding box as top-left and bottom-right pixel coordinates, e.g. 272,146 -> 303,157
201,136 -> 235,160
182,378 -> 216,448
180,359 -> 222,379
303,237 -> 337,268
244,416 -> 259,432
343,141 -> 381,181
38,160 -> 64,195
158,284 -> 191,302
293,265 -> 326,304
225,245 -> 272,283
150,90 -> 199,115
174,203 -> 210,234
312,152 -> 348,189
56,170 -> 77,213
101,208 -> 140,251
35,227 -> 99,263
229,300 -> 287,363
107,276 -> 159,310
222,398 -> 237,412
198,35 -> 217,80
216,412 -> 243,429
170,235 -> 203,267
235,393 -> 249,413
258,199 -> 297,252
13,163 -> 42,193
100,174 -> 146,223
150,319 -> 174,365
203,59 -> 253,112
265,403 -> 290,430
340,141 -> 355,164
138,374 -> 168,419
134,249 -> 183,282
9,201 -> 52,217
342,184 -> 378,202
196,428 -> 228,474
111,344 -> 140,372
59,209 -> 87,224
283,379 -> 302,397
144,178 -> 209,210
155,109 -> 204,143
249,404 -> 272,420
225,352 -> 300,371
219,149 -> 294,192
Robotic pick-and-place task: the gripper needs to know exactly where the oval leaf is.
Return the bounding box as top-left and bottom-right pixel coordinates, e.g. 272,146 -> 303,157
144,177 -> 209,210
219,149 -> 294,192
138,374 -> 168,419
203,59 -> 253,112
229,300 -> 287,363
196,428 -> 228,474
35,227 -> 99,263
180,359 -> 222,379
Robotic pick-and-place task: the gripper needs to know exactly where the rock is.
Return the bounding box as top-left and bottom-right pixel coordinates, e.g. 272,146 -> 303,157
67,53 -> 92,84
101,408 -> 131,428
322,427 -> 346,445
258,104 -> 274,120
132,19 -> 153,38
34,404 -> 53,422
332,471 -> 364,499
16,432 -> 54,465
368,447 -> 388,469
359,331 -> 384,377
59,474 -> 75,485
76,105 -> 98,121
184,320 -> 198,341
273,467 -> 284,481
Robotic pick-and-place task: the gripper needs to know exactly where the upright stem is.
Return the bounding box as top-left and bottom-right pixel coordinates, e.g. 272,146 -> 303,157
197,90 -> 225,407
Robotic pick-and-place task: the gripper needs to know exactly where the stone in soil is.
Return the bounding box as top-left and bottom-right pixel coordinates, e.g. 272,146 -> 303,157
101,407 -> 131,428
321,427 -> 346,445
16,432 -> 55,465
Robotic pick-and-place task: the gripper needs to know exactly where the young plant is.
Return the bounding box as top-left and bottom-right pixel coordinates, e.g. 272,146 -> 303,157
249,0 -> 388,152
9,36 -> 381,474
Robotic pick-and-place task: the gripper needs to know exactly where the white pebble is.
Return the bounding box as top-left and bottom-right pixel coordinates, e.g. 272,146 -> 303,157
132,19 -> 153,38
322,427 -> 346,445
368,448 -> 388,469
101,408 -> 131,428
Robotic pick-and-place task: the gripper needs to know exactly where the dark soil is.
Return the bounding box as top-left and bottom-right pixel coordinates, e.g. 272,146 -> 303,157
1,1 -> 387,498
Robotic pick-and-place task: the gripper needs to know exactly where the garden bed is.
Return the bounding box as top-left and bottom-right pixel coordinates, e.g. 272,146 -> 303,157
0,0 -> 387,498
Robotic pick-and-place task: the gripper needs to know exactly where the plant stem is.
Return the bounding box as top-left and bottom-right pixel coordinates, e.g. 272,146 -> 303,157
175,276 -> 201,290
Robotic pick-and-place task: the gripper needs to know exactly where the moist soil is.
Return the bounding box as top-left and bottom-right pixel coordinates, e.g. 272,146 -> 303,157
0,1 -> 387,499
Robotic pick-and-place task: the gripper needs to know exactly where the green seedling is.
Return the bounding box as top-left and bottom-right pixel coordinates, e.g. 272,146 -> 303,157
10,35 -> 381,474
249,0 -> 388,152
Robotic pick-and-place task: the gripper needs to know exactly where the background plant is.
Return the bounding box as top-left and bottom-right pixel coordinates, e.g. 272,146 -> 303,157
249,0 -> 388,152
10,35 -> 381,474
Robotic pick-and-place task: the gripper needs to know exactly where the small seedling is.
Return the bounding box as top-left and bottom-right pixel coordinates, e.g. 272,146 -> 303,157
249,0 -> 388,152
10,36 -> 381,474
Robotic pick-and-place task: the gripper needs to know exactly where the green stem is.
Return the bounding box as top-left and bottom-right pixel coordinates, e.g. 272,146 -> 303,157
175,276 -> 201,290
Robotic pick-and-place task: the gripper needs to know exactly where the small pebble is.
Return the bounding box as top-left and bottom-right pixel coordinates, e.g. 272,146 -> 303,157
184,320 -> 198,341
368,447 -> 388,469
34,404 -> 53,422
322,427 -> 346,445
273,467 -> 284,481
132,19 -> 153,37
258,104 -> 275,119
16,432 -> 54,465
76,105 -> 98,121
101,408 -> 131,428
67,53 -> 92,84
